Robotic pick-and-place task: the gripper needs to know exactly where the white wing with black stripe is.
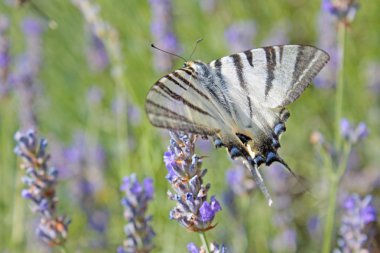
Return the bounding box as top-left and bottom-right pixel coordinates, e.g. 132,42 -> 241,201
145,66 -> 237,138
209,45 -> 330,109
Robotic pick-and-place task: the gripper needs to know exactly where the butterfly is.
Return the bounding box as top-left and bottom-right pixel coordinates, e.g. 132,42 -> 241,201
146,45 -> 329,205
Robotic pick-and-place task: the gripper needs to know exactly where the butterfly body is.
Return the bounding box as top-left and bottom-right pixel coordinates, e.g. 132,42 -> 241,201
146,45 -> 329,204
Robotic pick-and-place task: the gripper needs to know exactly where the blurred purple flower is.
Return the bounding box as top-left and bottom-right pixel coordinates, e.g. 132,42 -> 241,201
307,216 -> 321,238
315,11 -> 338,89
225,164 -> 255,196
127,104 -> 142,126
10,17 -> 45,130
14,130 -> 70,246
225,20 -> 256,53
199,0 -> 217,13
187,242 -> 228,253
271,229 -> 297,253
0,15 -> 10,95
60,131 -> 108,247
322,0 -> 359,23
340,118 -> 368,143
149,0 -> 180,72
86,85 -> 104,106
165,131 -> 222,232
265,163 -> 297,252
187,242 -> 200,253
334,194 -> 377,253
365,61 -> 380,94
118,174 -> 155,253
86,27 -> 109,72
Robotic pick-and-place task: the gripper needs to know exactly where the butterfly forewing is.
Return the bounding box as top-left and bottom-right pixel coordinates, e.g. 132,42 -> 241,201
146,67 -> 234,136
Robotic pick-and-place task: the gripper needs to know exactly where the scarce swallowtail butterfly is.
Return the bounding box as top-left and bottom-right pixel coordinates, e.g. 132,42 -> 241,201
146,45 -> 329,205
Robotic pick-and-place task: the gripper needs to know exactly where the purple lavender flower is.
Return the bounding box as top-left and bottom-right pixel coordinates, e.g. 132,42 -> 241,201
187,242 -> 228,253
118,174 -> 155,253
149,0 -> 180,72
315,11 -> 338,89
224,20 -> 256,53
165,131 -> 222,232
334,194 -> 377,253
340,118 -> 369,143
14,130 -> 70,246
322,0 -> 359,23
225,164 -> 255,196
0,15 -> 10,95
86,26 -> 109,72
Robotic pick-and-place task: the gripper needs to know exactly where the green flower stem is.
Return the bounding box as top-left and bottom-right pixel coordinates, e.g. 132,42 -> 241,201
322,22 -> 348,253
321,143 -> 351,253
59,245 -> 67,253
334,22 -> 347,150
321,174 -> 338,253
200,232 -> 211,253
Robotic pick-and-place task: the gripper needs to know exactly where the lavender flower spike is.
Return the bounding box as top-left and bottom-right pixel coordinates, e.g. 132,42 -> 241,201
118,174 -> 155,253
165,131 -> 222,232
334,194 -> 377,253
14,130 -> 70,246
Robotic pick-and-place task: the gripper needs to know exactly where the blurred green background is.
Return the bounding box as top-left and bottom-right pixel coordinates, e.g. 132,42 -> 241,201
1,0 -> 380,252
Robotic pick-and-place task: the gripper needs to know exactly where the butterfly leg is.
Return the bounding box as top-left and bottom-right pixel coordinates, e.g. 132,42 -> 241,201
213,137 -> 225,148
228,146 -> 242,159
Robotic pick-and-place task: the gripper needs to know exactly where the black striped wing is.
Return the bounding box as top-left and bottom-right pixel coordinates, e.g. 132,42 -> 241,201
145,67 -> 236,137
209,45 -> 330,109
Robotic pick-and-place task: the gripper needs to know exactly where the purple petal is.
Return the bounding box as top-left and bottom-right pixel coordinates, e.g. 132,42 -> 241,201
187,242 -> 200,253
360,206 -> 377,224
199,201 -> 214,222
21,189 -> 32,199
210,196 -> 222,212
130,180 -> 143,195
356,122 -> 368,140
340,118 -> 351,139
143,178 -> 154,199
343,195 -> 356,210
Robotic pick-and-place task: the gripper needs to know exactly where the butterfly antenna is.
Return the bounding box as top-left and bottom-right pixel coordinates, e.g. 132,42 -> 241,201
151,44 -> 187,62
29,1 -> 58,29
188,38 -> 203,60
275,156 -> 316,199
275,156 -> 297,178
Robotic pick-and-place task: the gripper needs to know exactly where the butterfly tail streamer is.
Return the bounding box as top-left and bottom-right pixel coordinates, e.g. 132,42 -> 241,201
241,158 -> 273,206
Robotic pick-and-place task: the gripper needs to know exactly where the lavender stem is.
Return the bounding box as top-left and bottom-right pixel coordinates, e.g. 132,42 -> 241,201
322,21 -> 348,253
334,22 -> 347,150
200,232 -> 211,253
